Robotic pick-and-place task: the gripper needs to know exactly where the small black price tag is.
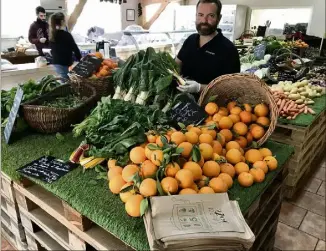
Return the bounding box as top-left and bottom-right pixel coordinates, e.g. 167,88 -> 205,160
70,55 -> 103,78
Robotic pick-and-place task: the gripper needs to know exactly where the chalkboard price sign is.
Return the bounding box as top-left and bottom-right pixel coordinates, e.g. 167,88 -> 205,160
70,55 -> 103,78
4,87 -> 24,144
254,44 -> 267,60
17,156 -> 78,184
168,96 -> 207,126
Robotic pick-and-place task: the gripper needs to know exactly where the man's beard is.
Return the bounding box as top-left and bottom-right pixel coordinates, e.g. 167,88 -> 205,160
196,23 -> 217,36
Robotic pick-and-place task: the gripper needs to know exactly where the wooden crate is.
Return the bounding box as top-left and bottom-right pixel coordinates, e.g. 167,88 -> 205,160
1,171 -> 16,203
13,182 -> 132,251
1,224 -> 28,251
1,206 -> 26,242
1,193 -> 21,223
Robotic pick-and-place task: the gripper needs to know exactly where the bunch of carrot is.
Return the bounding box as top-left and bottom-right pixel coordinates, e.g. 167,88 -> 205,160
272,90 -> 316,120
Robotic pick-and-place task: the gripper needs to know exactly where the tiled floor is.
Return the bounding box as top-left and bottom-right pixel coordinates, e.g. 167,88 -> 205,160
275,158 -> 326,251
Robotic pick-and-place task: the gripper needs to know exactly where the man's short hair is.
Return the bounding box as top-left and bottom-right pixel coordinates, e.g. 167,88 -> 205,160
196,0 -> 222,16
36,6 -> 46,14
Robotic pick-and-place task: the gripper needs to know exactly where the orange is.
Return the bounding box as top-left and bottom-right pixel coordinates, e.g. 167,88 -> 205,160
201,127 -> 217,139
109,175 -> 127,194
185,131 -> 199,144
216,133 -> 226,146
212,140 -> 223,155
170,131 -> 186,145
230,106 -> 242,115
205,116 -> 212,123
130,147 -> 146,164
205,102 -> 219,115
147,134 -> 157,143
108,166 -> 123,180
239,148 -> 244,155
139,178 -> 157,197
226,141 -> 241,151
249,123 -> 258,131
245,149 -> 263,164
141,160 -> 158,178
191,183 -> 199,192
178,142 -> 193,158
161,177 -> 178,194
233,122 -> 248,136
145,145 -> 154,159
219,116 -> 233,129
221,148 -> 227,157
151,150 -> 164,166
94,51 -> 103,59
218,173 -> 233,188
122,165 -> 140,182
227,101 -> 237,111
156,135 -> 170,147
235,136 -> 247,148
175,169 -> 194,188
218,107 -> 229,116
179,188 -> 197,195
220,163 -> 235,178
189,127 -> 202,136
189,154 -> 205,167
119,183 -> 135,203
213,113 -> 223,123
249,168 -> 265,183
259,148 -> 273,158
238,172 -> 254,187
256,117 -> 270,127
165,162 -> 180,177
219,129 -> 233,142
239,111 -> 252,124
199,143 -> 214,160
264,156 -> 278,171
254,103 -> 269,117
183,162 -> 203,181
209,177 -> 228,193
198,186 -> 215,194
199,133 -> 214,145
229,114 -> 240,123
234,162 -> 249,175
197,175 -> 209,188
108,159 -> 117,169
166,128 -> 177,136
243,103 -> 252,112
246,132 -> 253,145
253,161 -> 268,174
251,114 -> 257,122
125,194 -> 144,217
251,125 -> 265,140
186,124 -> 194,131
202,161 -> 220,177
226,148 -> 242,165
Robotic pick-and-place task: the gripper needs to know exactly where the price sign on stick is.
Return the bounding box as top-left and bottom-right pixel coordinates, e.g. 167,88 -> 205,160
4,87 -> 24,144
17,156 -> 78,184
70,55 -> 102,78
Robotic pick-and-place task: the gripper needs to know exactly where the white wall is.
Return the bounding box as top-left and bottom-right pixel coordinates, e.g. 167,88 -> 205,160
188,0 -> 325,37
121,1 -> 139,29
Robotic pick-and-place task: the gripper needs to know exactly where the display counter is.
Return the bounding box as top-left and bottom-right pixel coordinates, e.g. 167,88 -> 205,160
1,131 -> 294,251
1,63 -> 56,90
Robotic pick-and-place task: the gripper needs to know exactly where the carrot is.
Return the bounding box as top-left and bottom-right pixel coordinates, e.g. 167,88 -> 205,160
277,99 -> 282,106
286,116 -> 292,120
283,100 -> 291,112
297,104 -> 305,109
279,99 -> 286,112
307,108 -> 316,115
304,106 -> 308,114
292,113 -> 299,120
288,109 -> 299,112
299,108 -> 305,114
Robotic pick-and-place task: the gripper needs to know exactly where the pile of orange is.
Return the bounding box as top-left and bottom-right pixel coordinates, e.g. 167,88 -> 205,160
89,52 -> 118,78
107,101 -> 278,217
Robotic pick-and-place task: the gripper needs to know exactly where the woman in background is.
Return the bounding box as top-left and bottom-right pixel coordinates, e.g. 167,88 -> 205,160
49,12 -> 81,79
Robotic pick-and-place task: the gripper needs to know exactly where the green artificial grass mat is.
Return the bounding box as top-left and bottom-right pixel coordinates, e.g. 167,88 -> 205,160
1,131 -> 294,250
278,96 -> 326,127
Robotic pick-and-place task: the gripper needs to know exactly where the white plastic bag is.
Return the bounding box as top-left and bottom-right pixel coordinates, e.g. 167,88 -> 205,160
35,56 -> 47,67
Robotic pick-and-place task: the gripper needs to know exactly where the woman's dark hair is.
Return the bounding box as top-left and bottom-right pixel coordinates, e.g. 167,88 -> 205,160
36,6 -> 46,14
49,12 -> 65,42
196,0 -> 222,17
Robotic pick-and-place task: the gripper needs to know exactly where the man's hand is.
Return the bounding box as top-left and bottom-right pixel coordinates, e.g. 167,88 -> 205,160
40,38 -> 47,43
177,80 -> 201,93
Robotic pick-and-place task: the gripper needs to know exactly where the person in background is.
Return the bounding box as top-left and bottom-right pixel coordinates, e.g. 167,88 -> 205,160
49,12 -> 81,80
176,0 -> 240,94
28,6 -> 49,56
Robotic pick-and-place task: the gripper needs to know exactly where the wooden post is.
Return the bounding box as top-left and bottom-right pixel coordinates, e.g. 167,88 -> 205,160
142,1 -> 170,30
67,0 -> 88,32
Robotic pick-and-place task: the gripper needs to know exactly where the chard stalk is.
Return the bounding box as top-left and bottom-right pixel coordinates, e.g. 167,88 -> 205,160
167,69 -> 186,85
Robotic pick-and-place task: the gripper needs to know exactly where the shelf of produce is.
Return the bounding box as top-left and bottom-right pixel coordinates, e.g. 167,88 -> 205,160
1,130 -> 294,250
270,107 -> 326,198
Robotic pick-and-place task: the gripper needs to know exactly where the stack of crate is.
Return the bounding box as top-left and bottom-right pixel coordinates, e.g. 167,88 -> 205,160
270,110 -> 326,198
1,171 -> 28,250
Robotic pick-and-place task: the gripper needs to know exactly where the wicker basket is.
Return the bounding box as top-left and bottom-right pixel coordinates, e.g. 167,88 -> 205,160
69,73 -> 114,101
198,73 -> 278,146
21,83 -> 97,133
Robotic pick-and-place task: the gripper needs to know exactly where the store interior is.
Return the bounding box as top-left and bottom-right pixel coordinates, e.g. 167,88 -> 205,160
1,0 -> 325,250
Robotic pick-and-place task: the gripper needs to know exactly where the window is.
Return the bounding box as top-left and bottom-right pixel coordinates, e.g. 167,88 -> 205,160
67,0 -> 122,37
1,0 -> 40,38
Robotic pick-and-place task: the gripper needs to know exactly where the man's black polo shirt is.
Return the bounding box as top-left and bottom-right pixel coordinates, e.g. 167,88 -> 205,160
177,30 -> 240,85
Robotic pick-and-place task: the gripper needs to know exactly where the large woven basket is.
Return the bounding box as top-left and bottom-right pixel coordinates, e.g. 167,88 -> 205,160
198,73 -> 278,146
21,83 -> 97,133
69,73 -> 114,101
